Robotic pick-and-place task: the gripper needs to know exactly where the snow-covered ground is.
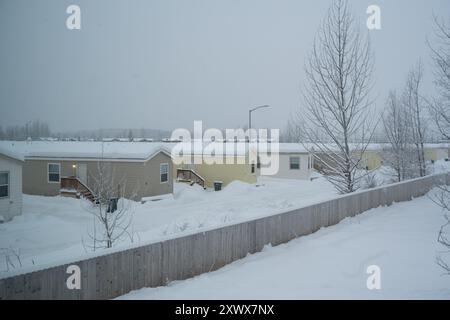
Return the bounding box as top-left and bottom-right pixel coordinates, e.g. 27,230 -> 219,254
0,176 -> 337,275
119,191 -> 450,300
1,161 -> 449,279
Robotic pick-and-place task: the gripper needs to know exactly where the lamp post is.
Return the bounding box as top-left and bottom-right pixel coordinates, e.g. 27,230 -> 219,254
25,120 -> 32,141
248,105 -> 270,131
248,105 -> 270,142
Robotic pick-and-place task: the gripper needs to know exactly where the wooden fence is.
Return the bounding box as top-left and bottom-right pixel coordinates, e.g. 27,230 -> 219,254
1,172 -> 449,299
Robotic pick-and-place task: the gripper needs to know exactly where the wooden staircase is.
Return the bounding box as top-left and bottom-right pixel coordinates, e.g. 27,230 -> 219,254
60,176 -> 96,202
176,168 -> 206,188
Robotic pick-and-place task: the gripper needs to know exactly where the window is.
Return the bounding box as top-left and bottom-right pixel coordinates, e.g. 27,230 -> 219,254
160,163 -> 169,183
0,172 -> 9,198
48,163 -> 60,183
290,157 -> 300,170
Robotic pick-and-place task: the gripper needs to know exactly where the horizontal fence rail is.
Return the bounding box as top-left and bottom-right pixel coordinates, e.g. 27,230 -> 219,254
1,173 -> 449,299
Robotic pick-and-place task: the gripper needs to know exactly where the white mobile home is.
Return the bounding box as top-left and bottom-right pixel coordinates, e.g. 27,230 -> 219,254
0,147 -> 24,222
268,143 -> 314,180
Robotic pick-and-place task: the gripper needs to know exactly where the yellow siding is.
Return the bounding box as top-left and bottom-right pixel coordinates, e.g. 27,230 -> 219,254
360,151 -> 382,170
173,155 -> 257,188
424,149 -> 437,162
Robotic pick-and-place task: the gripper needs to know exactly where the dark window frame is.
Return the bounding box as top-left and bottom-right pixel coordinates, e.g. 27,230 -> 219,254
48,163 -> 61,183
289,156 -> 300,170
160,163 -> 169,183
0,171 -> 9,198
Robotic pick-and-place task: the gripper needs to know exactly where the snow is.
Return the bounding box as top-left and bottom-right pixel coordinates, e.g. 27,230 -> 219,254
1,160 -> 449,278
166,142 -> 250,156
277,143 -> 309,153
1,153 -> 449,292
141,193 -> 174,202
0,176 -> 337,276
430,159 -> 450,174
119,191 -> 450,300
0,145 -> 24,162
0,140 -> 448,163
281,142 -> 450,152
0,141 -> 169,160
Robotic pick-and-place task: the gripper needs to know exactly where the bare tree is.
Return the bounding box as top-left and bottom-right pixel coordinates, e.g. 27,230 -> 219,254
403,62 -> 428,177
430,186 -> 450,274
0,247 -> 22,273
381,90 -> 415,182
428,15 -> 450,274
297,0 -> 376,194
280,116 -> 302,142
82,146 -> 135,250
428,15 -> 450,140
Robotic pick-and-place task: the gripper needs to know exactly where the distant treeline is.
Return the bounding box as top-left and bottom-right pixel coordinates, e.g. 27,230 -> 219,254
0,121 -> 172,141
55,128 -> 172,141
0,120 -> 51,140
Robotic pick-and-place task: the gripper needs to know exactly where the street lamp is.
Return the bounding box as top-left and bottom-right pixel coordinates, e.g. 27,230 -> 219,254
248,105 -> 270,131
25,120 -> 32,141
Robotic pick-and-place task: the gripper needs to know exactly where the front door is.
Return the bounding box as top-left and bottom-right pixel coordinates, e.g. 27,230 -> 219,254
77,163 -> 88,184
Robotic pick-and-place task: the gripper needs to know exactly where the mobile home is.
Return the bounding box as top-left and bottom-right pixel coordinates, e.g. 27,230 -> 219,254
0,147 -> 24,222
0,142 -> 173,201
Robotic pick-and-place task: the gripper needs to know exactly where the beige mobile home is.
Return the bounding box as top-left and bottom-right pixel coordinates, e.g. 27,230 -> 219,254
0,147 -> 24,222
0,142 -> 173,201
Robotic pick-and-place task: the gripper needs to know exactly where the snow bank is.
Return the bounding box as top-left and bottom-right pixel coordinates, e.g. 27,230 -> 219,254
119,191 -> 450,299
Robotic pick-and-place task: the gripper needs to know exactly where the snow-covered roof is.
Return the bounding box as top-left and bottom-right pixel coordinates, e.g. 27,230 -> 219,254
163,142 -> 312,156
163,142 -> 250,156
277,143 -> 309,153
285,142 -> 450,152
0,141 -> 447,161
0,141 -> 170,161
0,145 -> 25,162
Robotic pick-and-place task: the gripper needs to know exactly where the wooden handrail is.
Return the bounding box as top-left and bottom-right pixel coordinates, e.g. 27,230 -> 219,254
60,176 -> 96,202
176,168 -> 205,188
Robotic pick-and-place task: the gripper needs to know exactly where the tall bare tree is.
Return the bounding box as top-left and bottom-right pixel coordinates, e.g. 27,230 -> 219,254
381,90 -> 414,182
428,15 -> 450,140
297,0 -> 376,194
403,62 -> 428,177
428,15 -> 450,274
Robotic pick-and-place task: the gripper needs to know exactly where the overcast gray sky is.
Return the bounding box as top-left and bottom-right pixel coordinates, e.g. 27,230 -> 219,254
1,0 -> 449,132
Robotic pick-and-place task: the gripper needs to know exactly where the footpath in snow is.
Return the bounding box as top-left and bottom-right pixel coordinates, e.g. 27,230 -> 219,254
119,191 -> 450,299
